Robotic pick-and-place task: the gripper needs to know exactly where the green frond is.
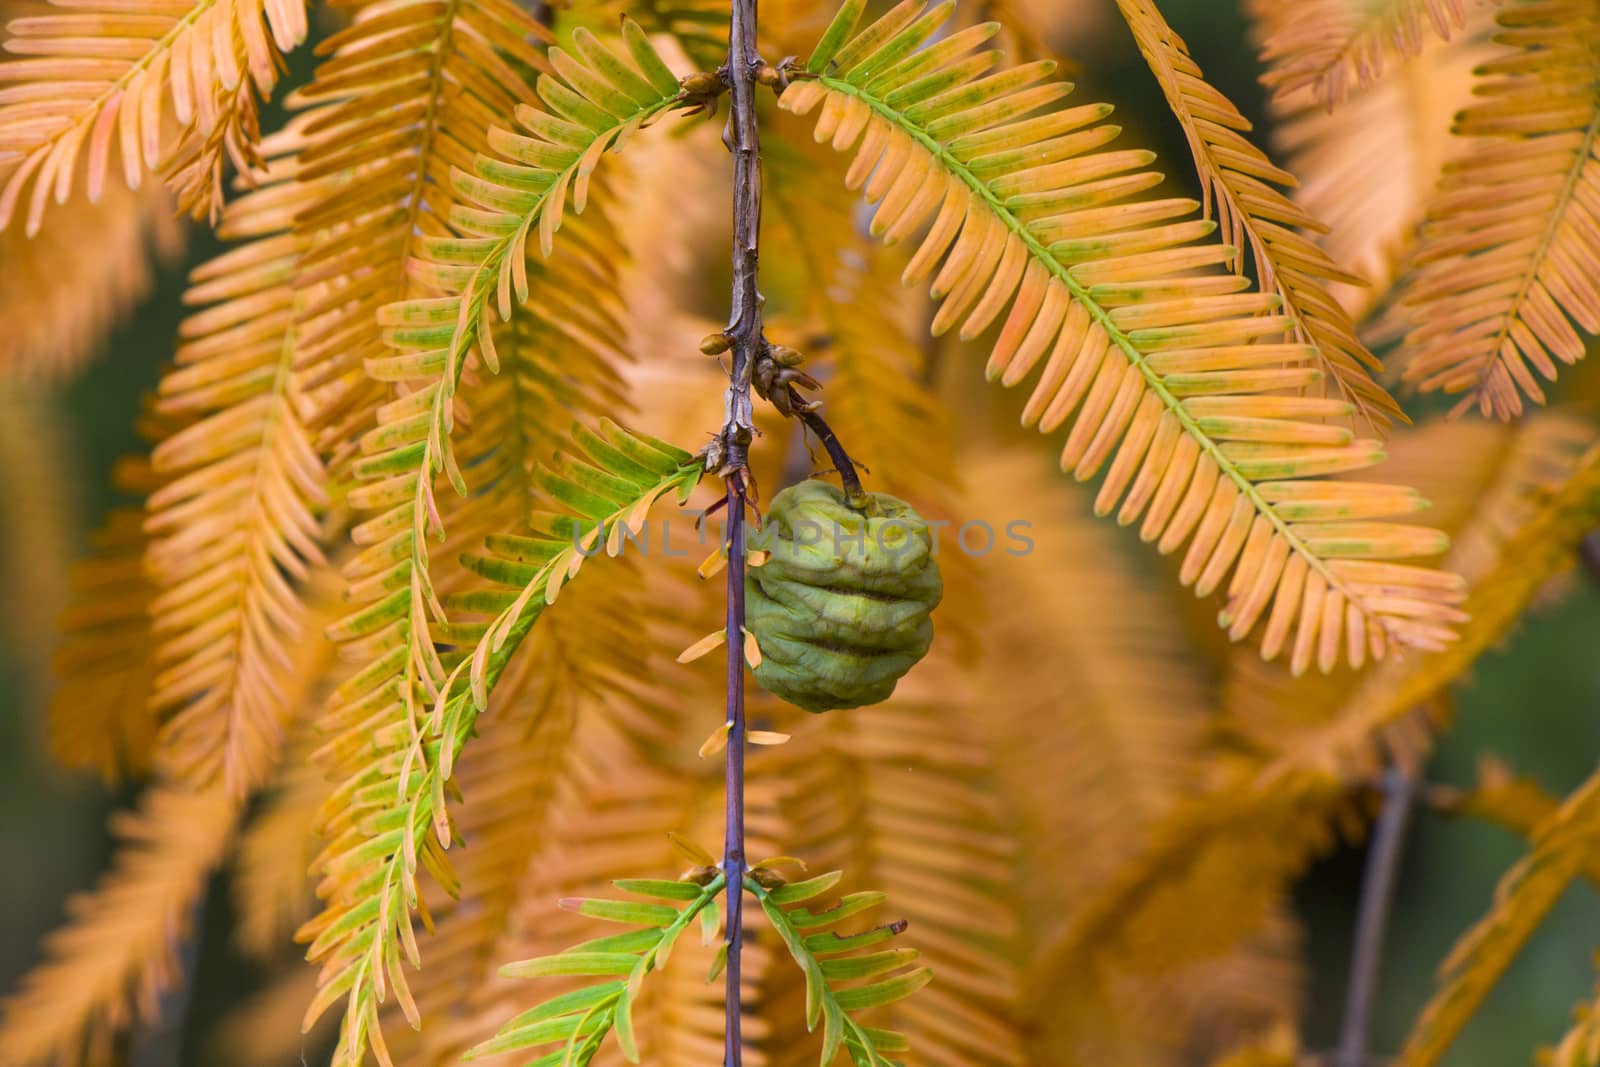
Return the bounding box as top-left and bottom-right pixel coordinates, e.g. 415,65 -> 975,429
0,783 -> 239,1067
752,871 -> 931,1067
142,137 -> 331,798
782,0 -> 1463,673
1397,764 -> 1600,1067
320,19 -> 695,888
452,709 -> 728,1063
0,0 -> 307,232
1249,0 -> 1473,108
1398,0 -> 1600,418
1115,0 -> 1401,428
618,0 -> 729,70
386,565 -> 686,1064
301,420 -> 699,1067
471,874 -> 726,1065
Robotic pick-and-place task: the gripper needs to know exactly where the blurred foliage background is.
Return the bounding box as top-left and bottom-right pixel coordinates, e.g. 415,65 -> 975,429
1,0 -> 1597,1064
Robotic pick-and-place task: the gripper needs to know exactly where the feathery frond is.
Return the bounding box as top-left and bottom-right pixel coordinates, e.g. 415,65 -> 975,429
319,22 -> 695,933
143,140 -> 330,797
969,449 -> 1210,928
469,874 -> 728,1066
1399,0 -> 1600,418
3,562 -> 336,1066
306,32 -> 703,1059
0,783 -> 238,1067
781,0 -> 1462,671
750,691 -> 1026,1067
1438,756 -> 1600,888
0,182 -> 179,377
752,871 -> 932,1067
1263,12 -> 1491,321
388,564 -> 686,1066
455,692 -> 728,1065
284,0 -> 553,468
1249,0 -> 1475,108
1247,416 -> 1600,781
302,421 -> 699,1067
1114,0 -> 1401,427
1034,413 -> 1600,1024
1397,764 -> 1600,1067
0,0 -> 308,232
48,505 -> 161,783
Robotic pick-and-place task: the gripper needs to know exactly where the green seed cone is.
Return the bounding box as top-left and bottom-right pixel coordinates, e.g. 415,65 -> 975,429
745,480 -> 942,712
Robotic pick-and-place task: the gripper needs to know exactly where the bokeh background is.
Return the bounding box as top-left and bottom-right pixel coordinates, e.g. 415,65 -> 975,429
2,0 -> 1598,1064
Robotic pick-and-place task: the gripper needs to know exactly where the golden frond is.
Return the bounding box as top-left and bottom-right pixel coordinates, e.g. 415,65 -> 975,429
1058,414 -> 1600,1031
1246,414 -> 1600,782
781,0 -> 1463,673
763,127 -> 986,658
48,505 -> 161,784
0,783 -> 239,1067
764,132 -> 955,509
142,138 -> 330,798
3,560 -> 337,1065
284,0 -> 553,468
1264,8 -> 1492,321
1397,764 -> 1600,1067
1249,0 -> 1475,109
1435,755 -> 1600,887
0,182 -> 180,377
1115,0 -> 1401,427
1398,0 -> 1600,418
968,449 -> 1210,925
751,689 -> 1027,1067
0,0 -> 307,232
1222,416 -> 1541,761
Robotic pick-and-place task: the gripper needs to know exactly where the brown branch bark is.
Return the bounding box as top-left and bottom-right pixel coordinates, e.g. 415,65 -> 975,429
718,0 -> 764,1062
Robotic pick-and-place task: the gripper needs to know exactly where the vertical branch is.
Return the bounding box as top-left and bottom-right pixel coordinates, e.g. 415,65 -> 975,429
722,478 -> 749,1067
1335,766 -> 1419,1067
718,0 -> 765,1063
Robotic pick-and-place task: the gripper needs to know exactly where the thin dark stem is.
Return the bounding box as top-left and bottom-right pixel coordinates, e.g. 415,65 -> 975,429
722,477 -> 748,1067
794,398 -> 865,504
1335,765 -> 1418,1067
718,0 -> 764,1061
